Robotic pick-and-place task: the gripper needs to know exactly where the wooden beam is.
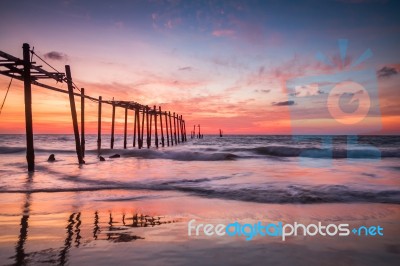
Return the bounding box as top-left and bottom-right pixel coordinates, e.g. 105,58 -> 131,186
22,43 -> 35,172
164,111 -> 169,147
81,88 -> 85,157
159,107 -> 165,147
65,65 -> 84,164
97,96 -> 102,154
169,111 -> 174,146
154,105 -> 158,148
111,101 -> 116,149
133,108 -> 137,148
124,107 -> 128,149
173,112 -> 178,145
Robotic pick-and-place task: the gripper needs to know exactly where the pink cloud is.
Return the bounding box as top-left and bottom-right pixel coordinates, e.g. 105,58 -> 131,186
212,29 -> 235,37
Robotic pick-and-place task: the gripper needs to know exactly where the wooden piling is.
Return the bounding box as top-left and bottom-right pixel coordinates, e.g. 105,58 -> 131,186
180,115 -> 184,142
111,101 -> 116,149
22,43 -> 35,172
165,111 -> 170,147
146,106 -> 150,148
198,124 -> 201,139
133,108 -> 137,148
140,107 -> 145,149
173,112 -> 178,144
176,114 -> 180,144
124,107 -> 128,149
169,111 -> 174,146
193,125 -> 196,139
80,88 -> 85,157
154,106 -> 158,148
97,96 -> 102,153
183,119 -> 187,141
159,107 -> 165,147
65,65 -> 84,164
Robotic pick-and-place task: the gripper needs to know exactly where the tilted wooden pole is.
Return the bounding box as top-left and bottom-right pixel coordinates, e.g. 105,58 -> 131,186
180,115 -> 184,142
111,101 -> 116,149
22,43 -> 35,172
80,88 -> 85,157
159,107 -> 165,147
97,96 -> 102,154
65,65 -> 84,164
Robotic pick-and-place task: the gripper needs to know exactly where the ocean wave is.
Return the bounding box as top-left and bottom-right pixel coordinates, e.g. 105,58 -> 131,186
0,146 -> 26,154
1,177 -> 399,204
226,146 -> 400,159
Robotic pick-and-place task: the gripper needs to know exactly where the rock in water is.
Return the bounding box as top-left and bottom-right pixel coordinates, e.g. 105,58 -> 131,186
109,154 -> 121,158
47,154 -> 56,162
99,156 -> 106,161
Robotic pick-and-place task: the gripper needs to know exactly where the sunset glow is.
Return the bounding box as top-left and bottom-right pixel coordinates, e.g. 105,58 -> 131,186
0,0 -> 399,134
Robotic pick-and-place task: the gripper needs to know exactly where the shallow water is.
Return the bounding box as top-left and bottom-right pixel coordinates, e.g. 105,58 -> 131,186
0,134 -> 399,265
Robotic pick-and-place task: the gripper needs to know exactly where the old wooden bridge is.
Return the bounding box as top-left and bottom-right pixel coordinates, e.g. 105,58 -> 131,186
0,43 -> 188,171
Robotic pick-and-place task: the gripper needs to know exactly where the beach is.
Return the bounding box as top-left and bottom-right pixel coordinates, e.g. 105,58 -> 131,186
0,134 -> 399,265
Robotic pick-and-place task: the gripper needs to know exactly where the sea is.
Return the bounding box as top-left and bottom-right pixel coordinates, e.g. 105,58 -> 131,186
0,134 -> 399,265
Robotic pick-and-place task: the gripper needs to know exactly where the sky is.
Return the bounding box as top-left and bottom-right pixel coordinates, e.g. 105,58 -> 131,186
0,0 -> 399,134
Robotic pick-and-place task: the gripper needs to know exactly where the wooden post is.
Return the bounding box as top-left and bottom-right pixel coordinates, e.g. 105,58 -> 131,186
133,108 -> 137,148
146,106 -> 150,148
169,111 -> 173,146
173,112 -> 178,144
65,65 -> 84,164
97,96 -> 102,154
183,120 -> 187,141
176,114 -> 180,144
165,111 -> 169,147
111,101 -> 116,149
22,43 -> 35,172
159,107 -> 165,147
180,115 -> 184,142
124,107 -> 128,149
198,124 -> 201,139
154,105 -> 158,148
80,88 -> 85,157
140,107 -> 145,149
193,125 -> 196,139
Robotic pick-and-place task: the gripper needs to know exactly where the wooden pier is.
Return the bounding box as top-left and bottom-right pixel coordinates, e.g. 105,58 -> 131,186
0,43 -> 188,171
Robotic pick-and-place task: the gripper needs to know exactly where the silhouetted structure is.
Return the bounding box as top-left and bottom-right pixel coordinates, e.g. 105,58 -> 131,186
0,43 -> 188,171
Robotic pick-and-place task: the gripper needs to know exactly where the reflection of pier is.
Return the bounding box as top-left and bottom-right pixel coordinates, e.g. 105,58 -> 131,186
12,209 -> 177,264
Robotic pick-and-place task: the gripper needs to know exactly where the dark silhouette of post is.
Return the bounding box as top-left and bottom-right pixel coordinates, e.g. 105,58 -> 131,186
80,88 -> 85,157
193,125 -> 196,139
164,111 -> 169,146
159,107 -> 165,147
97,96 -> 102,154
183,120 -> 187,141
180,115 -> 184,142
173,112 -> 177,145
140,107 -> 145,149
146,106 -> 150,148
22,43 -> 34,172
124,107 -> 128,149
198,124 -> 201,139
154,106 -> 158,148
169,111 -> 173,146
176,114 -> 180,144
65,65 -> 84,164
133,108 -> 137,147
111,101 -> 116,149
